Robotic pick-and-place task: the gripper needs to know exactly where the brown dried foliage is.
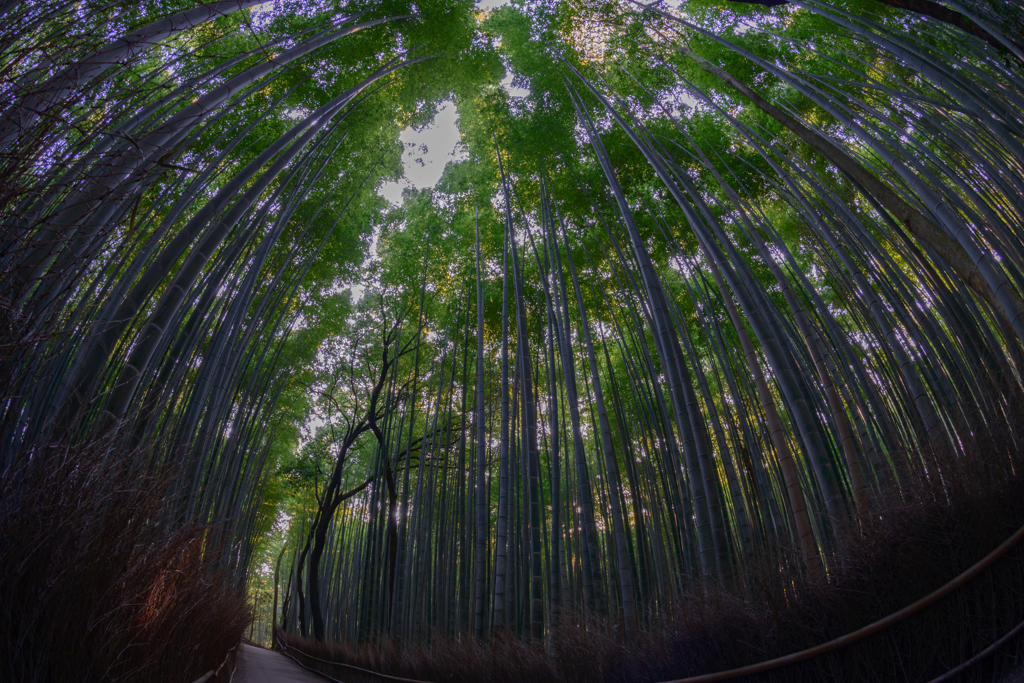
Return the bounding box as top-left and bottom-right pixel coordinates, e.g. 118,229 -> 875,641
0,436 -> 250,683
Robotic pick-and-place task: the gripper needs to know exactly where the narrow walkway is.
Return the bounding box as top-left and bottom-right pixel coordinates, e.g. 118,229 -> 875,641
234,643 -> 324,683
1004,661 -> 1024,683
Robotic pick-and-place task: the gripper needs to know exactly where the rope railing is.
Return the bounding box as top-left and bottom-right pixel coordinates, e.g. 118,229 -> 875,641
275,628 -> 437,683
926,615 -> 1024,683
189,643 -> 239,683
656,519 -> 1024,683
267,520 -> 1024,683
275,641 -> 348,683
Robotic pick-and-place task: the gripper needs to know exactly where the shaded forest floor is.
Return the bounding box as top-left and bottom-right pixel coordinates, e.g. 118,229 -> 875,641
278,437 -> 1024,683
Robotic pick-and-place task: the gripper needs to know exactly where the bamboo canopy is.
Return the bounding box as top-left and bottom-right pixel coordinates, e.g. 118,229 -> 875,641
2,0 -> 1024,651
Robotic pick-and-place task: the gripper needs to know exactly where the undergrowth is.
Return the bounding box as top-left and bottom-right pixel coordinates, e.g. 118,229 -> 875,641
279,420 -> 1024,683
0,435 -> 249,683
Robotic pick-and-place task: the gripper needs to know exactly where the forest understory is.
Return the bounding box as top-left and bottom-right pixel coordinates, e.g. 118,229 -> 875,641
275,410 -> 1024,683
0,431 -> 250,683
4,417 -> 1024,682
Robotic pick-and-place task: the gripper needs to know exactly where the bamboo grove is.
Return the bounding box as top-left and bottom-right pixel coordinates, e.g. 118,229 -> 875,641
0,0 -> 485,584
3,0 -> 1024,658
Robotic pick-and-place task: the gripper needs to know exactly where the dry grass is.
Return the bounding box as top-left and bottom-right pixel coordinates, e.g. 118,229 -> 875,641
0,435 -> 250,683
280,418 -> 1024,683
279,627 -> 558,683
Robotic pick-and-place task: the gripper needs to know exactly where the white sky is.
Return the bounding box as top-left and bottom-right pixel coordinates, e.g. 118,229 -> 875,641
500,71 -> 530,98
372,0 -> 522,206
378,101 -> 466,205
376,74 -> 527,206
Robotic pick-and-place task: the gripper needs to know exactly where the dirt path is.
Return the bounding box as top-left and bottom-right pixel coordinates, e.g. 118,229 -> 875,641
233,643 -> 324,683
